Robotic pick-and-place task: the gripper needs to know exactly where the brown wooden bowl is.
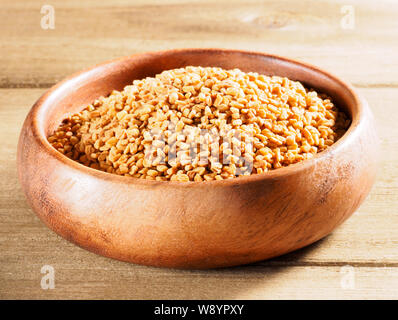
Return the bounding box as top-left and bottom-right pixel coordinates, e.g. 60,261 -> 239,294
17,49 -> 378,269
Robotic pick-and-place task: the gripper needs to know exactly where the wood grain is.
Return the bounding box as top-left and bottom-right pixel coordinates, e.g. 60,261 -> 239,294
2,264 -> 398,299
1,0 -> 397,299
1,0 -> 397,87
1,86 -> 397,298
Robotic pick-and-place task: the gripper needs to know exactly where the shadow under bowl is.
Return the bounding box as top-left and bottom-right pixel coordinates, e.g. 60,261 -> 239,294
17,49 -> 379,269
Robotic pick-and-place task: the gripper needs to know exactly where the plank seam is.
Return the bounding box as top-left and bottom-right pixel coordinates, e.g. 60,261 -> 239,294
1,83 -> 398,89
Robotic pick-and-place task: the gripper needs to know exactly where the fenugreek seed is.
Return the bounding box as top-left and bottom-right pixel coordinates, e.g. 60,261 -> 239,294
204,106 -> 212,117
286,135 -> 296,145
48,66 -> 348,182
106,137 -> 118,146
193,166 -> 206,175
232,119 -> 242,126
147,169 -> 158,177
176,120 -> 185,132
194,174 -> 203,181
156,165 -> 168,172
116,110 -> 127,120
204,174 -> 215,181
119,165 -> 129,174
168,92 -> 179,104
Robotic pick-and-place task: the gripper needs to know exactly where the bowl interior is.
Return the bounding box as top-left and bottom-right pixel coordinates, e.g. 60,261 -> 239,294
37,49 -> 358,142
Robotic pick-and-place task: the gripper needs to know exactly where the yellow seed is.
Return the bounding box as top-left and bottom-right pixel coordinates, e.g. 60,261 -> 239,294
48,66 -> 348,182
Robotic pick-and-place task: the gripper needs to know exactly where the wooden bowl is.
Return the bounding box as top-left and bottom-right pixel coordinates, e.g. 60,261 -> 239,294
17,49 -> 378,269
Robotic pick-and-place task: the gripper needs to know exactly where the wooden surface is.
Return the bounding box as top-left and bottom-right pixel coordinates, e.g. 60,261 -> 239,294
0,0 -> 397,299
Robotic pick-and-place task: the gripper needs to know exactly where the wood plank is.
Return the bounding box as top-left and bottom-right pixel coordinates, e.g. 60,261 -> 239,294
1,263 -> 397,299
1,0 -> 397,87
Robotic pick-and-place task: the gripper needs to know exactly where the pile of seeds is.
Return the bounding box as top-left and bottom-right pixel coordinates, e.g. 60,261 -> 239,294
48,66 -> 349,182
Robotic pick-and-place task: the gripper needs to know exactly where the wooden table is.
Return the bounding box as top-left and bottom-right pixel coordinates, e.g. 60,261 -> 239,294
1,0 -> 397,299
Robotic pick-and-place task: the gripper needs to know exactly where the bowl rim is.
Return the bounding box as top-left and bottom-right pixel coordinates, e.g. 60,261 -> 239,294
28,48 -> 365,188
